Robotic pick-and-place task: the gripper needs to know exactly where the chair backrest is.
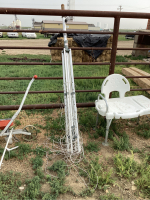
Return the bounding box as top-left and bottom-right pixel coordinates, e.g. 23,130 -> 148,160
101,74 -> 130,100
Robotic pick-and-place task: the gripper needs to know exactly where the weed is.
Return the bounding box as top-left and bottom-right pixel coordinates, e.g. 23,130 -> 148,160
90,158 -> 114,190
0,171 -> 22,200
14,119 -> 21,126
99,193 -> 121,200
80,188 -> 94,197
0,142 -> 32,160
0,146 -> 17,160
79,109 -> 96,129
84,141 -> 100,152
137,129 -> 150,138
31,156 -> 44,170
22,176 -> 41,199
79,157 -> 114,190
17,142 -> 32,159
135,164 -> 150,199
113,152 -> 139,179
42,192 -> 54,200
113,132 -> 132,151
33,146 -> 48,157
79,169 -> 88,177
48,160 -> 67,178
135,122 -> 150,139
47,160 -> 70,200
34,167 -> 45,179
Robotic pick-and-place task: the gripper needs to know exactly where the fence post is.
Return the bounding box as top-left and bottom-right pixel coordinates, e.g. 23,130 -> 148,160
109,16 -> 120,75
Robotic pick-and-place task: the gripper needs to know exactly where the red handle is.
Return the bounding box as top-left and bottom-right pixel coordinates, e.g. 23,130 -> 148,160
33,75 -> 38,79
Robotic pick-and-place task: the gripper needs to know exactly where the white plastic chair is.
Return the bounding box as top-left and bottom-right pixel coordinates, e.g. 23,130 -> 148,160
95,74 -> 150,146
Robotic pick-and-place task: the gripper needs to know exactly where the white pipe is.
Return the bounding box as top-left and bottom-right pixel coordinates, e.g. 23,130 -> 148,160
1,76 -> 36,136
62,50 -> 69,151
65,51 -> 73,153
69,49 -> 81,152
0,129 -> 13,169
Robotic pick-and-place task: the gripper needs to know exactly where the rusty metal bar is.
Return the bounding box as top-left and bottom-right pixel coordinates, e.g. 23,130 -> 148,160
117,48 -> 150,50
0,62 -> 110,65
109,16 -> 120,75
0,76 -> 150,81
1,87 -> 150,95
0,77 -> 106,80
1,46 -> 150,51
0,103 -> 95,110
0,62 -> 150,66
1,29 -> 150,36
0,89 -> 102,94
1,29 -> 113,35
1,8 -> 150,19
115,62 -> 150,65
0,46 -> 111,50
0,84 -> 150,110
119,32 -> 150,35
0,62 -> 149,66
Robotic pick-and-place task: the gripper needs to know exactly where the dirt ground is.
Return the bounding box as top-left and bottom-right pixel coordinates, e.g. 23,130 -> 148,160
0,110 -> 149,200
0,39 -> 134,56
117,40 -> 134,56
0,39 -> 50,55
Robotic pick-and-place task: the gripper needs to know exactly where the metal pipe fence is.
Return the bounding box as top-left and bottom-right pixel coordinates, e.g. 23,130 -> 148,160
0,7 -> 150,110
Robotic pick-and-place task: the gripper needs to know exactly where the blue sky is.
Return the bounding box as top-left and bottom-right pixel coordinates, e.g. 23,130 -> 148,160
0,0 -> 149,29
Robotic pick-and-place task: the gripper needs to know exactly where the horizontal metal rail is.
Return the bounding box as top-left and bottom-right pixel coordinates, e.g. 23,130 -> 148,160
0,62 -> 110,65
0,77 -> 106,80
1,29 -> 113,34
115,62 -> 150,65
1,7 -> 150,110
0,62 -> 149,66
1,29 -> 150,35
0,46 -> 112,50
0,76 -> 149,80
0,103 -> 95,110
1,46 -> 150,51
1,7 -> 150,18
0,88 -> 150,95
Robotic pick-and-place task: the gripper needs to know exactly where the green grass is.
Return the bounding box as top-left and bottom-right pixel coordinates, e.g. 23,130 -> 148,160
0,54 -> 110,109
0,54 -> 149,113
118,35 -> 129,41
124,55 -> 147,60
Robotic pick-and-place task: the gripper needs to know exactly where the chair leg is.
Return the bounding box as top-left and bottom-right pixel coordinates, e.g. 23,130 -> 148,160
102,119 -> 112,146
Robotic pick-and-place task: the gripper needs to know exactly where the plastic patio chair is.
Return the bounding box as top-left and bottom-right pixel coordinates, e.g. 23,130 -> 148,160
95,74 -> 150,146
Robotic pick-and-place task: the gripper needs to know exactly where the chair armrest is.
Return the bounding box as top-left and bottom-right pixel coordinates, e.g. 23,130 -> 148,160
98,94 -> 109,113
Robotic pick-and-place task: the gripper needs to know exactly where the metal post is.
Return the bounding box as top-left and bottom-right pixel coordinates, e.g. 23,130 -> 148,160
102,119 -> 112,146
109,16 -> 120,75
